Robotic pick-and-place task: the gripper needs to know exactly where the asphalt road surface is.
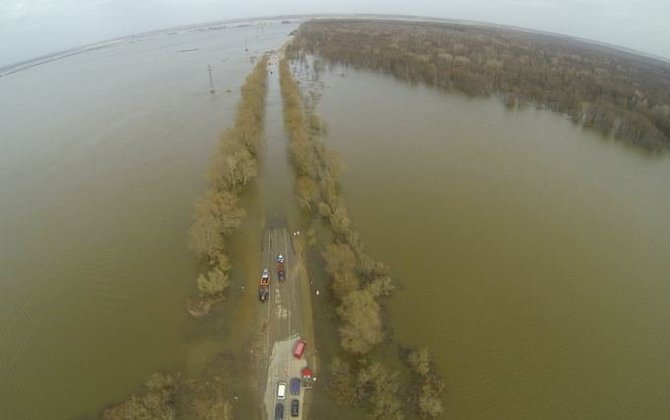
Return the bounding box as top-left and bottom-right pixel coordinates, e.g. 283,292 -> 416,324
260,227 -> 311,420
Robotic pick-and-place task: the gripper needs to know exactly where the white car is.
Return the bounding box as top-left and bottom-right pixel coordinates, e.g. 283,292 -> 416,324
277,381 -> 286,400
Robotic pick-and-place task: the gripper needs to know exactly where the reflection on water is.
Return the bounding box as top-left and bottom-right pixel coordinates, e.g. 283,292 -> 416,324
0,21 -> 297,419
313,67 -> 670,419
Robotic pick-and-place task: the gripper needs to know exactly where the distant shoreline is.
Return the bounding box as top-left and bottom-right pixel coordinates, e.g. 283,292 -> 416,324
0,16 -> 298,77
290,18 -> 670,151
3,13 -> 668,78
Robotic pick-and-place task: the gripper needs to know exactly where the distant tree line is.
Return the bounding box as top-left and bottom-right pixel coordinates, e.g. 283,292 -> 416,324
187,55 -> 269,316
288,19 -> 670,152
279,55 -> 445,419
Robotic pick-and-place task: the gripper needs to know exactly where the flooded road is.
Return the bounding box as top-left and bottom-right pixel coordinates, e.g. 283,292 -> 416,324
311,67 -> 670,419
0,20 -> 297,419
3,17 -> 670,420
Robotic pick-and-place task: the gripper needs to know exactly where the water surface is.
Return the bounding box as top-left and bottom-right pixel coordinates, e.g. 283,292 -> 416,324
313,67 -> 670,419
0,21 -> 297,419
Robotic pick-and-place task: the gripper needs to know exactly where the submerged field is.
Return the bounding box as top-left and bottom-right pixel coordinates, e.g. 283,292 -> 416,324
0,20 -> 298,418
1,16 -> 669,420
297,60 -> 670,418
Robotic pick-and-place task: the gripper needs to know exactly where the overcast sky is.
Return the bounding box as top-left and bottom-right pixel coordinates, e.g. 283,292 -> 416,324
2,0 -> 669,67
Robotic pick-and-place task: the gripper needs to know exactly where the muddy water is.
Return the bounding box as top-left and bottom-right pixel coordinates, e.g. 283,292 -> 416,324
312,67 -> 670,419
3,18 -> 669,419
0,21 -> 297,419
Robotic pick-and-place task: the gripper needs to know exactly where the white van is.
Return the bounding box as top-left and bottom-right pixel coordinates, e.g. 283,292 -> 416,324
277,381 -> 287,400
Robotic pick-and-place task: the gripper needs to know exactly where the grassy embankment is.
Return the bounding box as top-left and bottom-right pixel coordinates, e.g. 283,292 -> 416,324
280,56 -> 445,419
100,56 -> 269,420
290,19 -> 670,152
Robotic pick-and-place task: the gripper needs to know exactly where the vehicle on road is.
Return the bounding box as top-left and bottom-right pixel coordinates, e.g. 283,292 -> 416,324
291,399 -> 299,417
275,402 -> 284,419
293,339 -> 306,359
277,254 -> 285,281
290,377 -> 301,395
259,268 -> 270,302
277,381 -> 287,400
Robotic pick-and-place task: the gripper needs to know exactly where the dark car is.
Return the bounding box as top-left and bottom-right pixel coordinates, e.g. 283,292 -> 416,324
291,399 -> 299,417
275,402 -> 284,419
290,377 -> 301,395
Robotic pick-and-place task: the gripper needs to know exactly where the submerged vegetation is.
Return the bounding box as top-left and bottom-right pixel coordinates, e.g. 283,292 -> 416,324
102,373 -> 179,420
289,19 -> 670,151
101,353 -> 236,420
280,55 -> 445,418
187,55 -> 269,316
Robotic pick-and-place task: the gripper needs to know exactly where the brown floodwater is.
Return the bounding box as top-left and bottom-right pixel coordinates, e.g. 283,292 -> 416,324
2,18 -> 670,420
310,66 -> 670,419
0,21 -> 297,419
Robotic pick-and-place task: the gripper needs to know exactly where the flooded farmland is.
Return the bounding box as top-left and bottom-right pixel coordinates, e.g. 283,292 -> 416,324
309,65 -> 670,419
1,16 -> 670,420
0,21 -> 297,419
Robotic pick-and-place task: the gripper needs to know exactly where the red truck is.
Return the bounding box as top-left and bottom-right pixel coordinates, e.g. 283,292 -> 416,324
259,268 -> 270,302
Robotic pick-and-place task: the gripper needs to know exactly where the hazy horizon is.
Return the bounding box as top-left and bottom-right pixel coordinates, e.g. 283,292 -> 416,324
2,0 -> 670,68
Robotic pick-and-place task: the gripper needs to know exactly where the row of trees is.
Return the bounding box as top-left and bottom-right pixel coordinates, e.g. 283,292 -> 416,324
279,56 -> 445,419
187,55 -> 269,315
289,19 -> 670,152
280,57 -> 391,354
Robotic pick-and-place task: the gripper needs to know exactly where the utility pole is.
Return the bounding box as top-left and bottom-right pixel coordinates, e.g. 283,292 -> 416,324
208,64 -> 215,94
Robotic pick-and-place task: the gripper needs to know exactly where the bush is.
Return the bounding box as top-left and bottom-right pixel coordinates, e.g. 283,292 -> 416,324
337,289 -> 383,354
356,360 -> 404,420
102,373 -> 179,420
197,268 -> 229,298
417,377 -> 446,419
326,357 -> 359,406
407,348 -> 431,377
322,243 -> 360,299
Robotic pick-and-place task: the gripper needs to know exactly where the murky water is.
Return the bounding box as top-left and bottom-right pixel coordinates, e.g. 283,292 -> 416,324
3,18 -> 670,420
312,67 -> 670,419
0,21 -> 297,419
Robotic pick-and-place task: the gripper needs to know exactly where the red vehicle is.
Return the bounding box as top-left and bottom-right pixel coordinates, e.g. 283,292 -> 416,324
259,268 -> 270,302
293,339 -> 306,359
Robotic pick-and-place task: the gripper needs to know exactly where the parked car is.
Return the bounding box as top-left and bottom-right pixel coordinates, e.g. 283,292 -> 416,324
293,339 -> 306,359
275,402 -> 284,419
290,377 -> 301,395
277,381 -> 286,400
291,399 -> 299,417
